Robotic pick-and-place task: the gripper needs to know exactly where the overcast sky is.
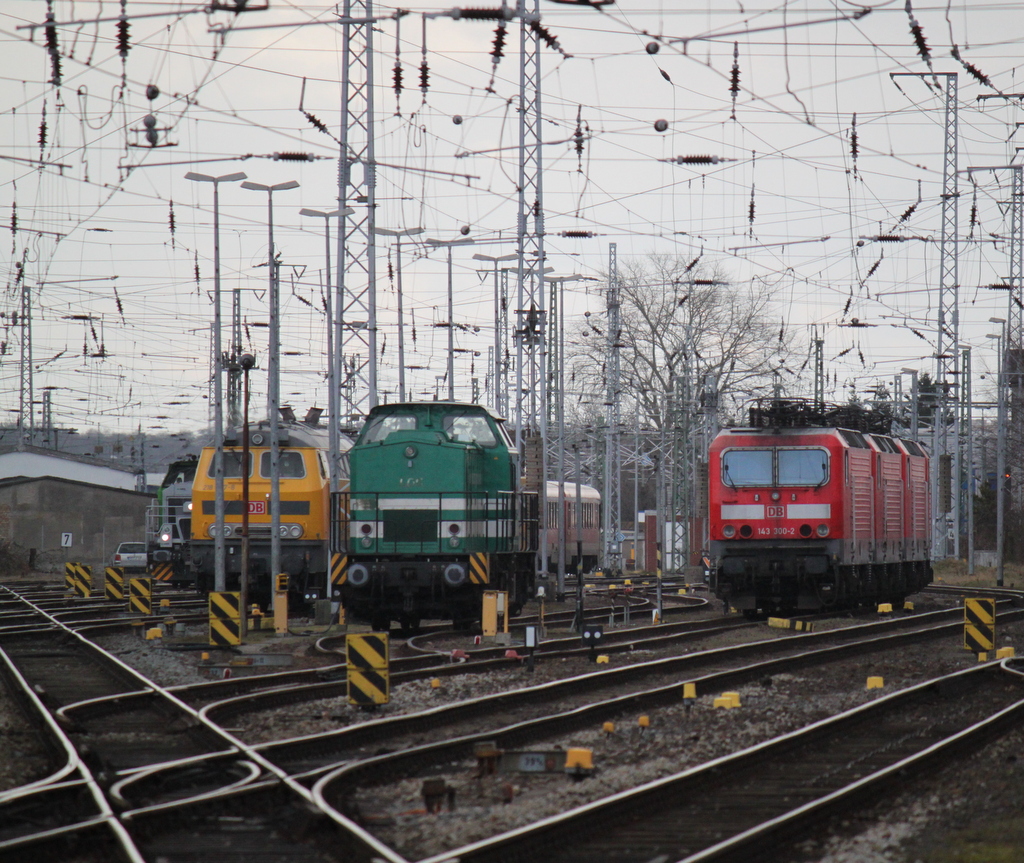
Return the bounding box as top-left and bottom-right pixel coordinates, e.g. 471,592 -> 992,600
2,1 -> 1023,440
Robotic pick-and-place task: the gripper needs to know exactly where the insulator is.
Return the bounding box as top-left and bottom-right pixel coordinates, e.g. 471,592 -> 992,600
654,119 -> 668,132
646,42 -> 660,54
117,18 -> 130,58
146,84 -> 160,101
729,42 -> 740,99
452,115 -> 463,125
38,119 -> 47,151
146,128 -> 158,146
675,155 -> 719,165
529,21 -> 561,52
908,17 -> 930,64
168,202 -> 175,238
455,7 -> 508,20
143,114 -> 157,128
419,60 -> 429,93
460,225 -> 470,235
692,279 -> 716,286
10,202 -> 16,236
303,111 -> 329,135
491,23 -> 506,62
559,230 -> 595,238
875,235 -> 905,242
273,152 -> 314,161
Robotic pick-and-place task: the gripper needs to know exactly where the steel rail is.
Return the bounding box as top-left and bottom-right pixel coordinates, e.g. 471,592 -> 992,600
413,661 -> 1024,863
0,585 -> 404,863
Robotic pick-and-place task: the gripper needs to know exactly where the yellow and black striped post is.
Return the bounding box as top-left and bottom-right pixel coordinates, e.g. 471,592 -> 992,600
469,552 -> 490,585
71,563 -> 92,598
104,566 -> 125,601
964,598 -> 996,654
150,562 -> 173,582
331,553 -> 348,587
209,592 -> 242,646
64,562 -> 76,593
128,577 -> 153,616
346,632 -> 389,705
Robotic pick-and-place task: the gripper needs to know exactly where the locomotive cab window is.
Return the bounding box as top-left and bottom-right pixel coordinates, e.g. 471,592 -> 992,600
443,412 -> 497,447
259,450 -> 306,478
778,448 -> 828,486
211,452 -> 252,478
722,449 -> 772,486
361,413 -> 417,443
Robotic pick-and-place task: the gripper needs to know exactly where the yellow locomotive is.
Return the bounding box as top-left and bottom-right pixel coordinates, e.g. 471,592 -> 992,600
190,416 -> 350,601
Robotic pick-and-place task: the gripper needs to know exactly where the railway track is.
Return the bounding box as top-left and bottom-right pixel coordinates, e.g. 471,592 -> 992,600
301,607 -> 1024,860
0,586 -> 403,863
415,661 -> 1024,863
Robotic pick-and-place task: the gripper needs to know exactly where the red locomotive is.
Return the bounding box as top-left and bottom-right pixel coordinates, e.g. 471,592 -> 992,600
708,399 -> 932,617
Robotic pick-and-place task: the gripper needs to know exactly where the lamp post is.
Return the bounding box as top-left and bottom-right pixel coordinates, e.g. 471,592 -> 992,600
474,252 -> 517,411
239,352 -> 256,635
241,179 -> 299,605
300,207 -> 352,497
185,170 -> 247,593
376,227 -> 425,402
988,316 -> 1007,587
427,237 -> 475,400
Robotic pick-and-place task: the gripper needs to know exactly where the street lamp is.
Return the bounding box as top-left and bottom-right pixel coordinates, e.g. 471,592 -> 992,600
241,179 -> 299,604
301,207 -> 352,498
427,237 -> 475,400
987,316 -> 1007,587
376,227 -> 425,401
474,252 -> 517,412
185,170 -> 247,593
239,351 -> 256,636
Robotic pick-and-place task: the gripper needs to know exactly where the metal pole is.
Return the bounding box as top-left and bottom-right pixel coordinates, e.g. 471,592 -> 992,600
574,442 -> 583,632
396,234 -> 406,401
212,180 -> 226,593
267,192 -> 281,602
240,362 -> 251,637
186,170 -> 248,592
963,346 -> 974,575
996,328 -> 1007,587
447,245 -> 454,400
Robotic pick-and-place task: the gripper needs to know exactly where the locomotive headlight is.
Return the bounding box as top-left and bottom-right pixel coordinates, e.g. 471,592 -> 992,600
288,524 -> 303,538
360,537 -> 373,548
722,524 -> 736,538
771,491 -> 781,501
186,501 -> 193,512
404,445 -> 418,459
816,524 -> 830,537
448,536 -> 462,548
160,531 -> 172,543
347,564 -> 369,587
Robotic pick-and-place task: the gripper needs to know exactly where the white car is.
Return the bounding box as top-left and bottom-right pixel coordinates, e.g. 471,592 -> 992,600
112,541 -> 148,572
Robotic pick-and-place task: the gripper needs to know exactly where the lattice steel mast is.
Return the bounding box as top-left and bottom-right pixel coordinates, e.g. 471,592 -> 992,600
336,0 -> 379,444
893,72 -> 959,559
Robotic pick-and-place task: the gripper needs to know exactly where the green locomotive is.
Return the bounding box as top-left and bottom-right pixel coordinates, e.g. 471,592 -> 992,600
339,401 -> 539,631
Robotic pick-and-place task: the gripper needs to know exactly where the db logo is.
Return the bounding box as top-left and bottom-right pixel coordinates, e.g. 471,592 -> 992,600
767,506 -> 785,518
248,501 -> 266,515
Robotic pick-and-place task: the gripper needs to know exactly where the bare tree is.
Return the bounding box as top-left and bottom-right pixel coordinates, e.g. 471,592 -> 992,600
566,253 -> 792,427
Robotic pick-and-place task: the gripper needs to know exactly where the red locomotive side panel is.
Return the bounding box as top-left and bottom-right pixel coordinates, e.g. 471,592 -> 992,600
709,424 -> 931,617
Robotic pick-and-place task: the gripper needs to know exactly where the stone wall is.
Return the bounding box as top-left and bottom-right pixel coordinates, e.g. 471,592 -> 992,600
0,477 -> 153,572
